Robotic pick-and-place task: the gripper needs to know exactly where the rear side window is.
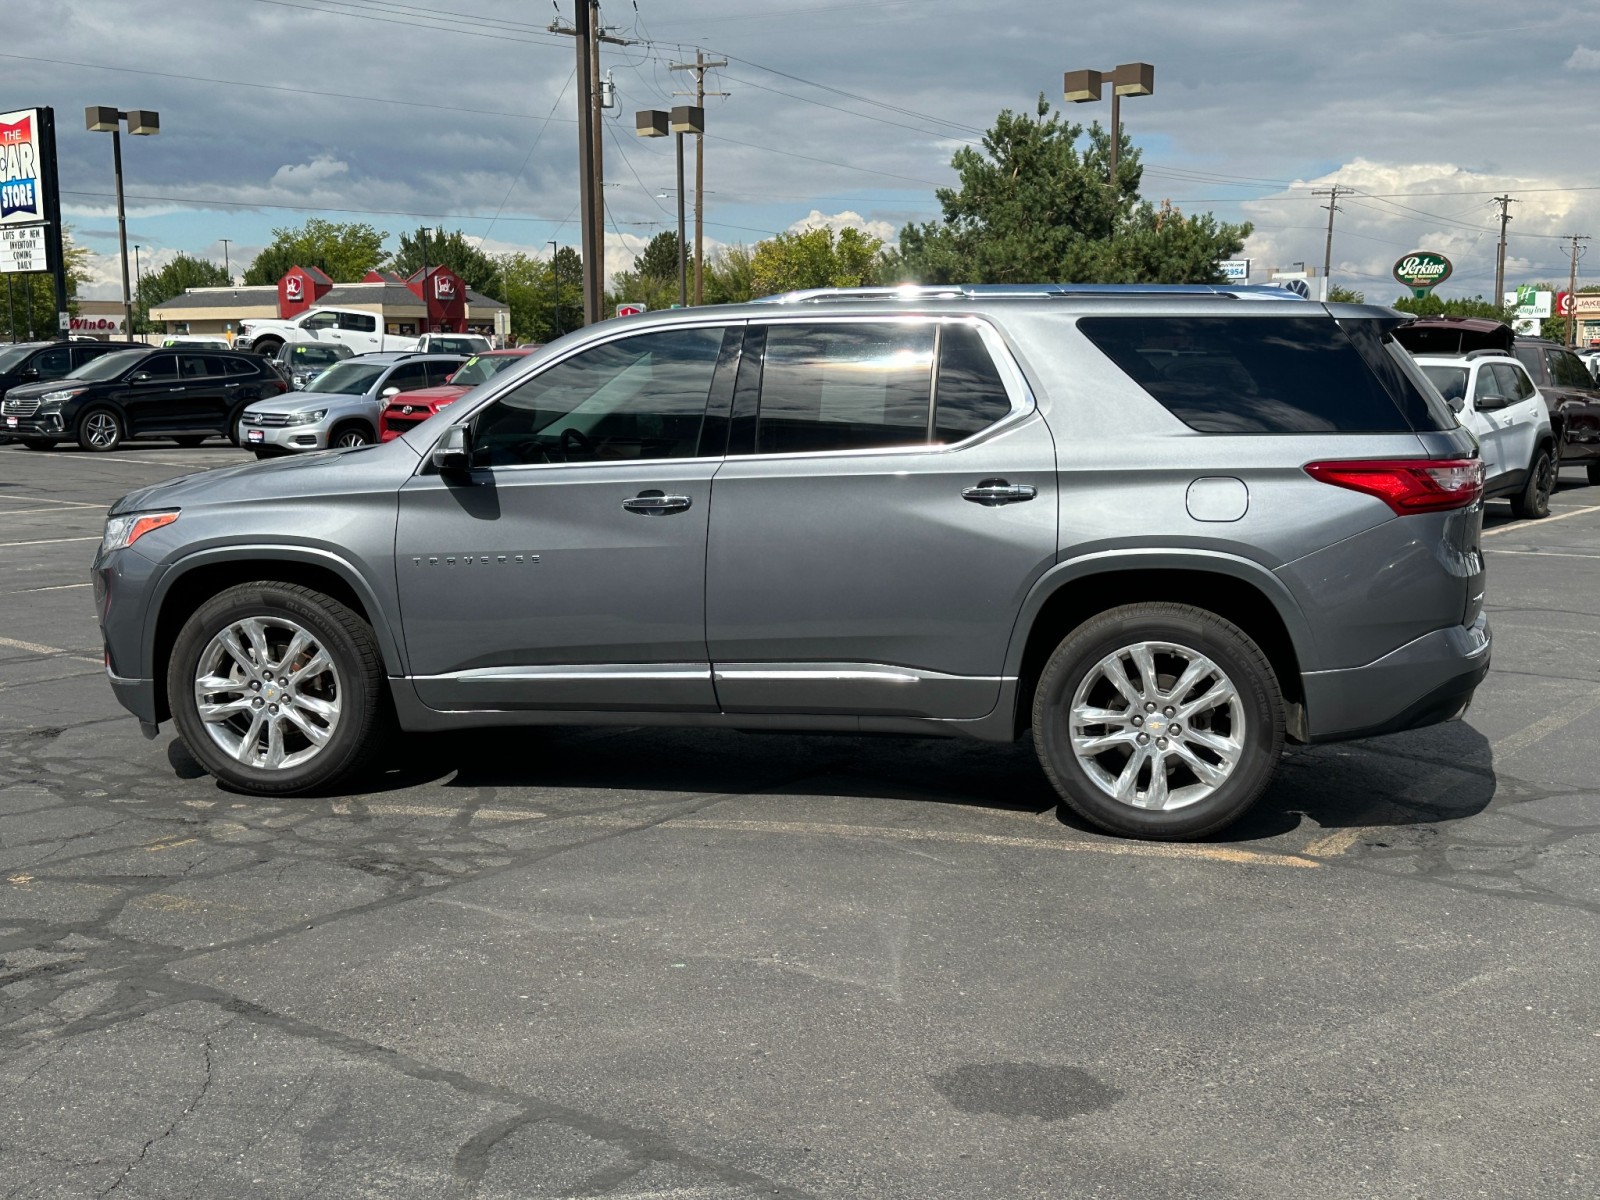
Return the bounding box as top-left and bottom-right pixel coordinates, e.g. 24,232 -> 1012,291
224,357 -> 260,376
935,324 -> 1012,443
755,323 -> 934,455
339,312 -> 378,333
1514,346 -> 1544,380
1550,349 -> 1594,388
1496,363 -> 1538,401
1079,316 -> 1436,434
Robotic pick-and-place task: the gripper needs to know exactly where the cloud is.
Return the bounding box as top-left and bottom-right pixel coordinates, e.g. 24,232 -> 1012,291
786,209 -> 899,245
1565,44 -> 1600,70
267,156 -> 351,188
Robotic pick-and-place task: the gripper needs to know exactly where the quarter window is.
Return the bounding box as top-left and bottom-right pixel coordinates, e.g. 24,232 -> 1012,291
471,326 -> 722,468
935,324 -> 1012,442
1549,349 -> 1594,388
224,357 -> 260,376
754,323 -> 934,455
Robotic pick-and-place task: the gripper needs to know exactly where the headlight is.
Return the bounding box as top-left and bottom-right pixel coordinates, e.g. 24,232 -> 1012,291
39,388 -> 85,405
287,409 -> 327,425
101,511 -> 179,554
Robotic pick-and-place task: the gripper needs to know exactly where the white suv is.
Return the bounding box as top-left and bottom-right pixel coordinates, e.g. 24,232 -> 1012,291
1415,350 -> 1554,519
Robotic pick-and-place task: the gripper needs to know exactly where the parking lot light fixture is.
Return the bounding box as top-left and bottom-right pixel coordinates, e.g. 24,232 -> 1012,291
1063,62 -> 1153,186
85,106 -> 160,343
637,108 -> 690,307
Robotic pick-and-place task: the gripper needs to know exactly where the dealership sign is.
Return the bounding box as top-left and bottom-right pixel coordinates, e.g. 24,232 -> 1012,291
0,109 -> 42,226
0,223 -> 46,274
1393,251 -> 1452,294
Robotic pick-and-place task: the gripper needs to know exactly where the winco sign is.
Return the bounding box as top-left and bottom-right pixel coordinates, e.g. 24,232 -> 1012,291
1393,251 -> 1452,295
69,315 -> 124,333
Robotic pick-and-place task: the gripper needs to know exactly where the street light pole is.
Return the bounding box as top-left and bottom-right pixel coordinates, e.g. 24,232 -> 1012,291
1063,62 -> 1154,191
637,106 -> 702,307
86,107 -> 159,343
132,243 -> 142,339
220,238 -> 232,282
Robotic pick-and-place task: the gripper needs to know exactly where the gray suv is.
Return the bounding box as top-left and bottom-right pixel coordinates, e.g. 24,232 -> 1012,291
93,285 -> 1490,840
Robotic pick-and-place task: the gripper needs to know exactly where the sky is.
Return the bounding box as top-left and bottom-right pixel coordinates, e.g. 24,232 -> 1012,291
6,0 -> 1599,302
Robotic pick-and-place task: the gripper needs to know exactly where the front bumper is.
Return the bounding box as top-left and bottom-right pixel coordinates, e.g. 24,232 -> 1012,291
238,419 -> 332,452
1304,611 -> 1491,742
2,409 -> 69,439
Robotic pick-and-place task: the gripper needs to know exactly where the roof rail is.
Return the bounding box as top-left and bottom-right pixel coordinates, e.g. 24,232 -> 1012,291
751,283 -> 1311,304
1463,348 -> 1511,360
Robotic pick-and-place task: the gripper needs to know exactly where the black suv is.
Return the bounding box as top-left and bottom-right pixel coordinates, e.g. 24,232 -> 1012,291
1513,338 -> 1600,481
2,347 -> 289,452
0,339 -> 126,399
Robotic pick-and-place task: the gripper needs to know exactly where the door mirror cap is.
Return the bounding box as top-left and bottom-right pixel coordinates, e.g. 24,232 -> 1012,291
431,424 -> 470,471
19,367 -> 38,381
381,386 -> 401,397
132,372 -> 151,383
1475,393 -> 1507,411
1447,394 -> 1465,414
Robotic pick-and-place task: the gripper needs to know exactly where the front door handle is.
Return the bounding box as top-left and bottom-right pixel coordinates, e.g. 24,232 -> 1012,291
962,478 -> 1037,506
622,490 -> 692,515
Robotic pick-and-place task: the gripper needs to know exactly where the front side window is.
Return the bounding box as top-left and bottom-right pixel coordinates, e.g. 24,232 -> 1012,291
754,323 -> 934,455
135,354 -> 179,383
300,312 -> 338,331
339,312 -> 378,333
1474,365 -> 1509,404
471,327 -> 722,468
1081,316 -> 1421,434
33,347 -> 70,378
382,362 -> 432,394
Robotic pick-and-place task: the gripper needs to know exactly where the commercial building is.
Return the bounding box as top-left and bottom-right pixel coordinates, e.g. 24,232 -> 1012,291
148,265 -> 509,342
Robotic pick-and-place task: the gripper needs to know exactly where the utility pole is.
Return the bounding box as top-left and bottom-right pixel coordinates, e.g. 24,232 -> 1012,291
1491,195 -> 1517,304
1312,184 -> 1345,293
1566,234 -> 1590,348
220,238 -> 232,283
671,50 -> 727,305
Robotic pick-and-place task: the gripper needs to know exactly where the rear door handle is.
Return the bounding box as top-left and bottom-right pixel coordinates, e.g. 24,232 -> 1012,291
962,478 -> 1037,506
623,490 -> 692,515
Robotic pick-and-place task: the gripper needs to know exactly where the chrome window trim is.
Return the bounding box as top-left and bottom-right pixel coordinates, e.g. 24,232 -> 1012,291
418,663 -> 712,684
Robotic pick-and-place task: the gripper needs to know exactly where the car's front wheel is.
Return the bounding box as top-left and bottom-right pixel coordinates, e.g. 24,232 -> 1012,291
331,424 -> 372,449
1032,602 -> 1285,840
1511,445 -> 1554,519
167,582 -> 393,795
76,406 -> 124,452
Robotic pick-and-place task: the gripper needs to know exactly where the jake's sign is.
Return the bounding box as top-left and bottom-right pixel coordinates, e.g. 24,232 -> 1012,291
1393,251 -> 1452,295
0,109 -> 42,225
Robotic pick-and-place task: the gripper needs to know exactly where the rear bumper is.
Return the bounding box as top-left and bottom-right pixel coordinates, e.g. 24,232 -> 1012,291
1303,611 -> 1490,742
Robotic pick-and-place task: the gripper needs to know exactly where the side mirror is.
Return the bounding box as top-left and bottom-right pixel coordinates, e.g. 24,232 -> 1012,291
431,423 -> 470,472
1475,393 -> 1507,412
381,386 -> 400,397
1447,395 -> 1464,414
132,372 -> 151,383
19,367 -> 38,381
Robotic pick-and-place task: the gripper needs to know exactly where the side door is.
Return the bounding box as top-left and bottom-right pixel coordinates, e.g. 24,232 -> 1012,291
395,322 -> 734,712
1493,361 -> 1543,480
338,310 -> 380,353
704,319 -> 1058,720
109,353 -> 180,435
1467,363 -> 1512,485
30,345 -> 72,386
169,353 -> 231,431
298,310 -> 339,346
1548,347 -> 1600,460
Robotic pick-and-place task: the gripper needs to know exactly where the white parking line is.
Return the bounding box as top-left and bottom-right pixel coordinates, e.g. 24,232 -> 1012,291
1482,503 -> 1600,536
0,536 -> 100,548
0,634 -> 101,664
0,506 -> 108,518
16,582 -> 91,592
0,495 -> 104,509
1487,549 -> 1600,561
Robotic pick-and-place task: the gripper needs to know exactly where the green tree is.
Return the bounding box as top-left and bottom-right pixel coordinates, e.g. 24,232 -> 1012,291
242,218 -> 388,284
892,96 -> 1250,285
389,226 -> 504,300
1391,293 -> 1514,320
606,231 -> 688,314
134,253 -> 231,333
635,230 -> 681,283
750,227 -> 887,296
702,243 -> 756,304
1326,284 -> 1366,303
497,247 -> 583,344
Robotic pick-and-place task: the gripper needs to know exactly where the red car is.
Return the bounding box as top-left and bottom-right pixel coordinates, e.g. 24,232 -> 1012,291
379,347 -> 537,441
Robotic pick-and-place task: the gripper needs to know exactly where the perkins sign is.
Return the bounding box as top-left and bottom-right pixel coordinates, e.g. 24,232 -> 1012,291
0,109 -> 42,225
1393,251 -> 1452,293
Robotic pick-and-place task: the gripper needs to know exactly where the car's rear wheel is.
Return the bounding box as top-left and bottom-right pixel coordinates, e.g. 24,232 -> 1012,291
76,406 -> 124,453
1511,445 -> 1554,519
1032,602 -> 1284,840
167,582 -> 393,795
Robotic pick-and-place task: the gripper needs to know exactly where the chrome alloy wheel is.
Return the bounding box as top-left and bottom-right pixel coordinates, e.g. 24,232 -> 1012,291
193,617 -> 342,769
333,428 -> 369,448
1068,640 -> 1245,812
83,411 -> 119,448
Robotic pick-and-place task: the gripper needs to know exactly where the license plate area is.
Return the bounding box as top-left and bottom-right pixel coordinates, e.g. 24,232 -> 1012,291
246,429 -> 264,443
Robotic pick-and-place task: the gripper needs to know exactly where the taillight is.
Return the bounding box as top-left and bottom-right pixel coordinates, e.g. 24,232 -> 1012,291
1304,458 -> 1483,515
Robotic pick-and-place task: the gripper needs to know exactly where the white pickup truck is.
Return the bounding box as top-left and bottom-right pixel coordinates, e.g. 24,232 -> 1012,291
236,307 -> 418,357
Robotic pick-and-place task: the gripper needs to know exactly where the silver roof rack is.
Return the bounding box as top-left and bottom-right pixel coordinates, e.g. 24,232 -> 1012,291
751,283 -> 1312,304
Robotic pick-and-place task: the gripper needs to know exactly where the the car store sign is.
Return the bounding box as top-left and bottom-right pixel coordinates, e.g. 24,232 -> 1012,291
1393,251 -> 1452,297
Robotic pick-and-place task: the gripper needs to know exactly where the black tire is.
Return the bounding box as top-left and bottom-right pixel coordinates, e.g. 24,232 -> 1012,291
76,406 -> 123,453
1511,445 -> 1554,519
19,438 -> 58,451
330,422 -> 372,449
166,582 -> 394,795
173,435 -> 208,448
253,339 -> 283,359
1588,463 -> 1600,487
228,403 -> 251,448
1032,602 -> 1285,840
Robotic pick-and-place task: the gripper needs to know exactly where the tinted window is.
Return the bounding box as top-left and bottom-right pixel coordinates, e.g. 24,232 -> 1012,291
1474,365 -> 1508,402
383,362 -> 431,393
68,349 -> 147,381
753,323 -> 933,455
300,312 -> 338,331
1080,316 -> 1418,434
1550,349 -> 1594,388
71,344 -> 119,369
1420,365 -> 1467,406
284,345 -> 346,367
177,354 -> 221,379
136,354 -> 179,383
472,327 -> 721,468
305,362 -> 387,395
935,324 -> 1012,442
339,312 -> 377,333
425,359 -> 464,387
224,357 -> 261,377
0,344 -> 45,373
33,347 -> 70,378
1514,345 -> 1543,380
1494,363 -> 1537,401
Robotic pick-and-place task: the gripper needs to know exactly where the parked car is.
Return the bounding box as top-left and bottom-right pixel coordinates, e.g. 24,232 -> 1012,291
0,339 -> 129,443
1514,338 -> 1600,480
379,347 -> 536,441
161,335 -> 232,349
93,284 -> 1490,840
1575,345 -> 1600,382
238,352 -> 465,456
236,307 -> 419,358
272,340 -> 354,390
415,333 -> 492,356
4,347 -> 288,451
1412,350 -> 1554,518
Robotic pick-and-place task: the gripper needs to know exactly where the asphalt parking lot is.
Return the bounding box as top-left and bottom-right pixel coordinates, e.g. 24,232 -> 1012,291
1,440 -> 1598,1200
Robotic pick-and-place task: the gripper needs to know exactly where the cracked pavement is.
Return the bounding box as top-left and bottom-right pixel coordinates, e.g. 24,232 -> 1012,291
1,442 -> 1598,1199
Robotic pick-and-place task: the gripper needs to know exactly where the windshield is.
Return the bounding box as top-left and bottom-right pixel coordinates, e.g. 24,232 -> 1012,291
284,345 -> 348,368
0,344 -> 46,373
1419,365 -> 1469,405
67,350 -> 148,381
304,362 -> 387,395
448,354 -> 520,388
